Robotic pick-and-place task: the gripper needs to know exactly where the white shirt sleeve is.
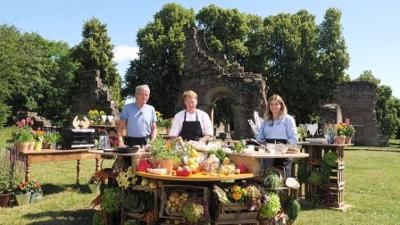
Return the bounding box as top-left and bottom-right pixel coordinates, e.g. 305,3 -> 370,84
168,111 -> 183,136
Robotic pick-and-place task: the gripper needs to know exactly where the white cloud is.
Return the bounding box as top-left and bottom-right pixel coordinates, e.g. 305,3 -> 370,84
113,45 -> 139,62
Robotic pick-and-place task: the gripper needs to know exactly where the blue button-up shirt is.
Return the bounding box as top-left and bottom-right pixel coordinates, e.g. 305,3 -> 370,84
257,115 -> 298,145
120,103 -> 157,137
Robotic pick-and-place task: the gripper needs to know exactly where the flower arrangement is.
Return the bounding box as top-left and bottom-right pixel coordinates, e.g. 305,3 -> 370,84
14,181 -> 31,194
226,185 -> 247,202
335,123 -> 347,137
13,117 -> 35,144
33,129 -> 46,142
156,111 -> 172,129
29,180 -> 43,194
87,109 -> 106,125
335,122 -> 355,137
344,124 -> 355,137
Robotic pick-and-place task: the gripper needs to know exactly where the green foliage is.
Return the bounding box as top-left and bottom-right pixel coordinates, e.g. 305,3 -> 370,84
262,169 -> 282,190
282,197 -> 301,221
150,137 -> 181,163
72,17 -> 122,106
355,70 -> 380,85
101,187 -> 120,213
0,25 -> 78,125
259,192 -> 281,219
308,170 -> 321,185
92,211 -> 106,225
297,158 -> 309,183
297,126 -> 308,141
322,152 -> 338,167
124,3 -> 195,117
320,161 -> 331,184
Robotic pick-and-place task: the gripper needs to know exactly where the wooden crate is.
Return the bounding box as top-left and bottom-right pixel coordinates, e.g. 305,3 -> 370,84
159,184 -> 209,220
210,190 -> 259,225
321,183 -> 345,207
121,187 -> 158,225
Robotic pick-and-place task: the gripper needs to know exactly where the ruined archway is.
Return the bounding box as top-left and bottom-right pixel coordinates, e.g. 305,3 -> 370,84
180,28 -> 267,139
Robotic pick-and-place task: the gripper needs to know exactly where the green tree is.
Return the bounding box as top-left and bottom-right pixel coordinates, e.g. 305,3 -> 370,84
0,25 -> 78,125
72,17 -> 122,106
124,3 -> 195,117
355,70 -> 380,85
317,8 -> 350,94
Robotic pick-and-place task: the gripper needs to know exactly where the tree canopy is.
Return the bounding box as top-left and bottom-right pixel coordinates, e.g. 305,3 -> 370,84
0,25 -> 78,126
124,5 -> 350,123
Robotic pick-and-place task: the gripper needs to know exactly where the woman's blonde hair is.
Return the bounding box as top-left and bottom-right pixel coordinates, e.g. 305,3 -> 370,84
182,90 -> 198,101
265,94 -> 288,120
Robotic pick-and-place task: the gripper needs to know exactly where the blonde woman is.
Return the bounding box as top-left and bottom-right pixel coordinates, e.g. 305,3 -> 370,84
257,94 -> 298,176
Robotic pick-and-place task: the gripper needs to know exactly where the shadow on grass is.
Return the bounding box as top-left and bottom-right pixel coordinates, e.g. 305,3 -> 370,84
42,183 -> 95,195
24,209 -> 95,225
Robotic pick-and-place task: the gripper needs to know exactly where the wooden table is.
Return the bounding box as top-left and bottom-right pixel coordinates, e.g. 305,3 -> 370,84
20,149 -> 102,185
227,151 -> 309,159
136,171 -> 254,182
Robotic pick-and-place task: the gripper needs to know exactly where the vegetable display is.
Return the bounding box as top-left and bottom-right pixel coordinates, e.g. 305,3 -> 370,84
165,191 -> 189,216
182,202 -> 205,223
259,193 -> 281,219
262,169 -> 282,190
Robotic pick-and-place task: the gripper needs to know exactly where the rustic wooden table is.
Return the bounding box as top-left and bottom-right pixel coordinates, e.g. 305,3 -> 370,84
20,149 -> 102,185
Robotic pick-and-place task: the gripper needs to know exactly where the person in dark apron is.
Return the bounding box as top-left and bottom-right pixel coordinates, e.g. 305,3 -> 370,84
179,111 -> 203,141
169,90 -> 213,142
257,94 -> 298,177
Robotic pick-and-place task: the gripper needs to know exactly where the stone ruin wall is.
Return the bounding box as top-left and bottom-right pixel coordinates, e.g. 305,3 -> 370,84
70,70 -> 119,123
181,28 -> 267,139
333,81 -> 380,146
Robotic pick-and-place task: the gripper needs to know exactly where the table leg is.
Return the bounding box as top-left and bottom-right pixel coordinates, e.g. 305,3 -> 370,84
95,158 -> 100,172
25,159 -> 31,182
76,159 -> 81,185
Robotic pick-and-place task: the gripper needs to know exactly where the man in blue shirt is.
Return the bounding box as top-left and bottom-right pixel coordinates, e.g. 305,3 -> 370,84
118,85 -> 157,146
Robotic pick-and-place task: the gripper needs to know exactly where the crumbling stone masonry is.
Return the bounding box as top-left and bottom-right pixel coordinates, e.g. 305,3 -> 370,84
333,81 -> 380,146
181,28 -> 267,139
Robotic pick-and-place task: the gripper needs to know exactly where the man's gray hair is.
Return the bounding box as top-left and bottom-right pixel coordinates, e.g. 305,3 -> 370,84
135,84 -> 150,96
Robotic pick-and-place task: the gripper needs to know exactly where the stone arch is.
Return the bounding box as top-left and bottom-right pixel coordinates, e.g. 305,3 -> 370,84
180,28 -> 267,139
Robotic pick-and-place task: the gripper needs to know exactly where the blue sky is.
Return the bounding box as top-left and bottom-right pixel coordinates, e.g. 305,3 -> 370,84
1,0 -> 399,98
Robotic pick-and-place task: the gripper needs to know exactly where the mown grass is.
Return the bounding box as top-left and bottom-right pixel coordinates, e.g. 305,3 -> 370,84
1,127 -> 399,225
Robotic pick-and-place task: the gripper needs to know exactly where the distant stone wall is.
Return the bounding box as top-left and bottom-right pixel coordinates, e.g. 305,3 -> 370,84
70,70 -> 119,122
182,28 -> 267,139
333,81 -> 380,146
